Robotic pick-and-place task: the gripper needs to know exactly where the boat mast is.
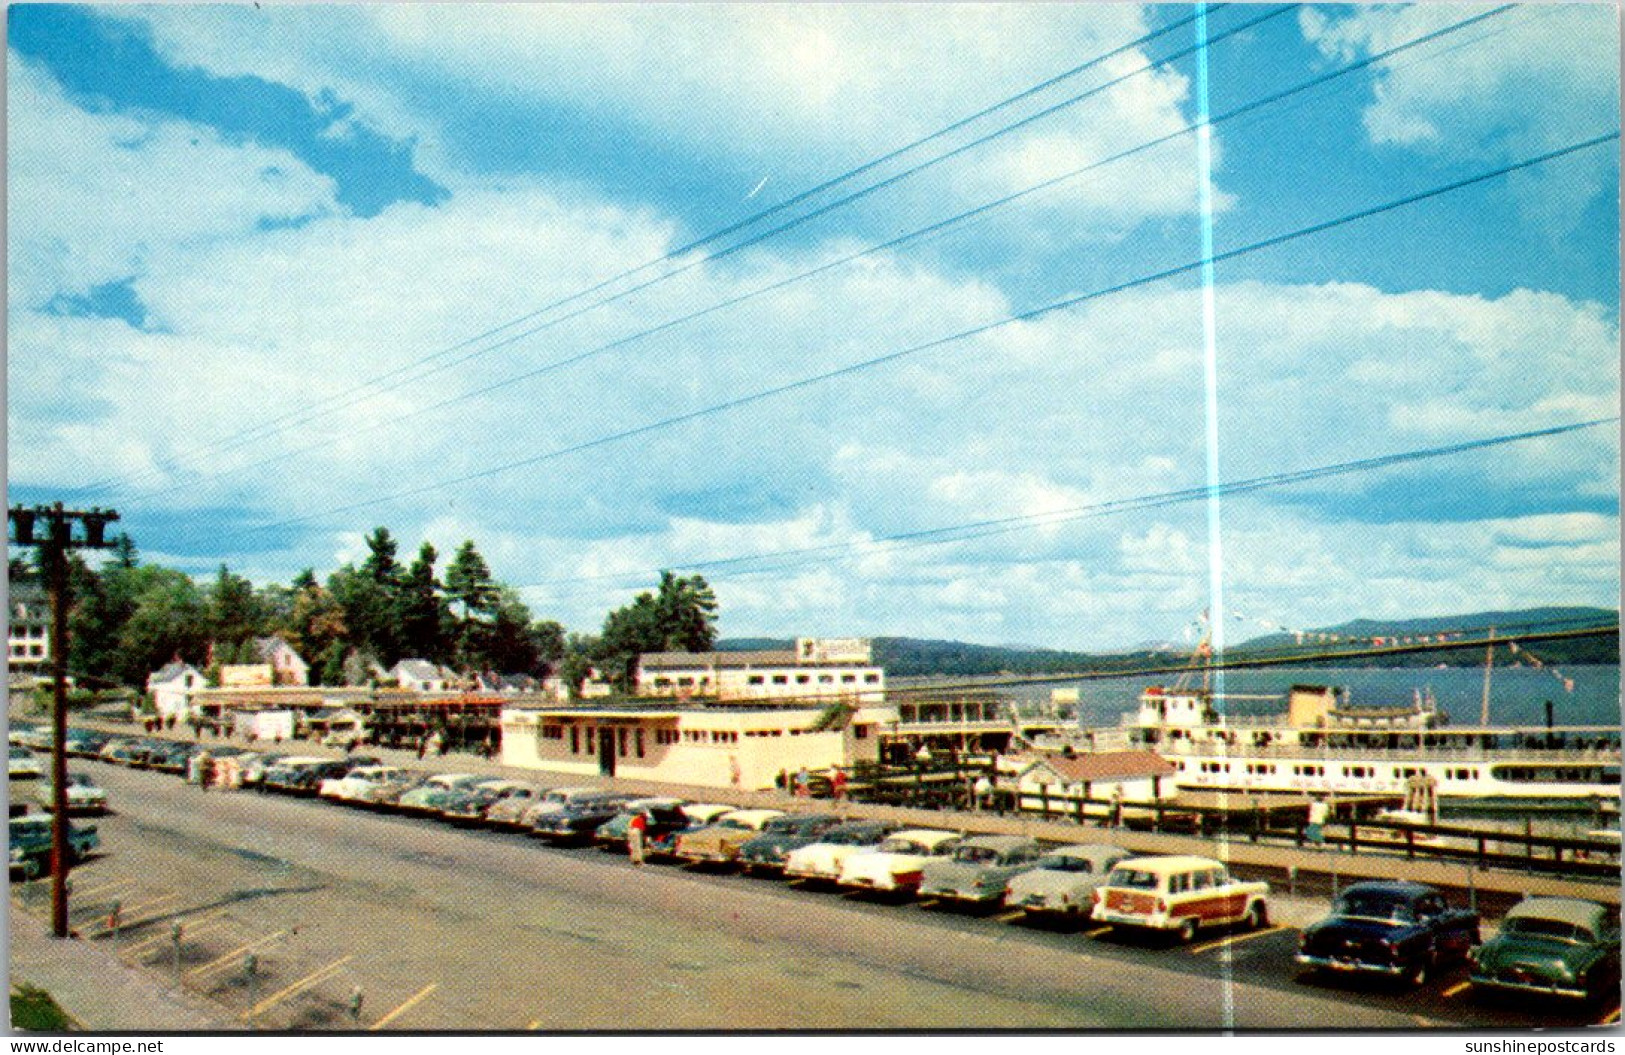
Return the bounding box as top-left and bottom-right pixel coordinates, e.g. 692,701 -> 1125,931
1479,626 -> 1495,726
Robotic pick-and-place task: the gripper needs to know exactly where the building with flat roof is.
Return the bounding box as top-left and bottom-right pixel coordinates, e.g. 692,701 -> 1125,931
636,638 -> 884,704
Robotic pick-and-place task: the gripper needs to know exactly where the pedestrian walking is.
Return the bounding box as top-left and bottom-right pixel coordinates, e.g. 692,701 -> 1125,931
830,766 -> 848,802
627,811 -> 648,867
416,736 -> 428,760
193,749 -> 213,791
794,766 -> 811,799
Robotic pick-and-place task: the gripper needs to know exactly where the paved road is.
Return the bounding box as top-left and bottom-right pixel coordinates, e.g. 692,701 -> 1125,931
11,759 -> 1618,1031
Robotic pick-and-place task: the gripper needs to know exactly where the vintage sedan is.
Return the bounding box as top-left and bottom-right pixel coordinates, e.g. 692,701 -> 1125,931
439,780 -> 545,825
737,813 -> 844,875
396,773 -> 485,814
485,784 -> 557,829
1296,881 -> 1478,986
1469,897 -> 1620,1004
646,803 -> 737,861
919,835 -> 1045,906
9,746 -> 43,780
517,787 -> 608,830
1094,855 -> 1270,943
838,829 -> 962,895
531,794 -> 634,843
674,809 -> 785,866
35,773 -> 109,814
64,731 -> 111,758
595,799 -> 689,851
783,821 -> 900,884
1003,843 -> 1131,919
318,765 -> 407,804
10,814 -> 99,880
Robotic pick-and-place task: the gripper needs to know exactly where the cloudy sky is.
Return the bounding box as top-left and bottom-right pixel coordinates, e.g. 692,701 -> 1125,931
7,3 -> 1620,650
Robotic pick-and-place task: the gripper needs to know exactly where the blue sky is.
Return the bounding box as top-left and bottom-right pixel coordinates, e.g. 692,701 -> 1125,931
7,4 -> 1619,649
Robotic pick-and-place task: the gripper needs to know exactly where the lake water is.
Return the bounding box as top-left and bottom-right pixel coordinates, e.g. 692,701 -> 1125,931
998,664 -> 1621,730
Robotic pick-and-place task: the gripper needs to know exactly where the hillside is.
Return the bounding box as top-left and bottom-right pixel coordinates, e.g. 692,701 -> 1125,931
716,606 -> 1618,677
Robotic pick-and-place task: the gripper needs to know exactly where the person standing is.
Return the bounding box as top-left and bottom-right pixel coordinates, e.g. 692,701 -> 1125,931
627,811 -> 648,867
794,766 -> 811,798
830,766 -> 848,802
1305,795 -> 1330,848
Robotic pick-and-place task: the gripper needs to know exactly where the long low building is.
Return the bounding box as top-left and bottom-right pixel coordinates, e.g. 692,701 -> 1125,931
500,698 -> 899,790
636,638 -> 885,704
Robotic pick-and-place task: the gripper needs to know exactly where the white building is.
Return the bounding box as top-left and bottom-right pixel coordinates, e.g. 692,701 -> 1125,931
389,659 -> 457,693
250,636 -> 310,686
501,699 -> 897,790
147,662 -> 209,719
1009,751 -> 1179,818
8,590 -> 49,670
637,638 -> 884,703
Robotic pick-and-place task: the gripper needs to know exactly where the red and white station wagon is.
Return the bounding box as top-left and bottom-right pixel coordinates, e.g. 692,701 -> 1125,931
1092,855 -> 1270,943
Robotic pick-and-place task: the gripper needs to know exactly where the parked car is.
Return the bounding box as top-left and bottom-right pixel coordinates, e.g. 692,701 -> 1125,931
360,773 -> 431,810
9,814 -> 99,880
1297,881 -> 1478,986
595,799 -> 689,851
918,835 -> 1045,906
838,828 -> 962,895
438,780 -> 544,824
1094,855 -> 1270,943
150,742 -> 205,775
261,757 -> 341,794
239,753 -> 290,789
319,765 -> 407,803
516,787 -> 609,829
397,773 -> 485,814
8,724 -> 38,747
1003,843 -> 1131,919
737,813 -> 844,875
17,727 -> 54,751
485,784 -> 555,829
646,803 -> 737,861
1468,897 -> 1617,1003
531,794 -> 634,843
9,746 -> 44,780
783,821 -> 900,884
99,738 -> 148,766
35,773 -> 108,814
64,731 -> 111,758
675,809 -> 785,866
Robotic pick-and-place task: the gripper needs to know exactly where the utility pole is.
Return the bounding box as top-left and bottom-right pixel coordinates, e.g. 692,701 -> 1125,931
7,503 -> 120,938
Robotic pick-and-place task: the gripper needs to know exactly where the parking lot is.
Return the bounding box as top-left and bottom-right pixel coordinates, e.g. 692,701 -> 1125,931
10,747 -> 1621,1031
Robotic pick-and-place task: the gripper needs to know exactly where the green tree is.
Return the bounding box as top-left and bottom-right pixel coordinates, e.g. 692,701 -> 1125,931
654,571 -> 719,652
282,579 -> 347,666
318,640 -> 347,687
328,565 -> 400,665
400,542 -> 450,662
360,527 -> 401,587
209,564 -> 262,645
444,540 -> 496,619
111,568 -> 210,685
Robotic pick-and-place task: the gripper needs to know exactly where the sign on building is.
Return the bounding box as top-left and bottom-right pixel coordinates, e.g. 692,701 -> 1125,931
220,664 -> 274,688
796,638 -> 872,663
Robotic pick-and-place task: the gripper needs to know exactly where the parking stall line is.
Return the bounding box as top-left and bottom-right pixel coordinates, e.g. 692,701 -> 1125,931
187,930 -> 289,981
992,910 -> 1025,924
245,955 -> 353,1020
1083,926 -> 1112,938
1600,1007 -> 1620,1026
525,1019 -> 542,1031
76,878 -> 139,900
1189,926 -> 1289,957
1442,981 -> 1471,999
93,892 -> 182,932
369,983 -> 438,1030
121,912 -> 231,957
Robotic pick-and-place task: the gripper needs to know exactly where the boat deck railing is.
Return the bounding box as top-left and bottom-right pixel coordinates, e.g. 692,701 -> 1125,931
1146,741 -> 1621,765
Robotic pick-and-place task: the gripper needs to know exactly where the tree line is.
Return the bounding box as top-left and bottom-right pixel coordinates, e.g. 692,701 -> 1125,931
9,527 -> 720,695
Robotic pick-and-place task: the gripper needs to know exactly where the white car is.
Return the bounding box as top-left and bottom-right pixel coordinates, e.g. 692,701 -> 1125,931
9,746 -> 44,779
37,772 -> 109,814
319,765 -> 407,802
1003,843 -> 1131,918
838,829 -> 962,894
782,821 -> 898,883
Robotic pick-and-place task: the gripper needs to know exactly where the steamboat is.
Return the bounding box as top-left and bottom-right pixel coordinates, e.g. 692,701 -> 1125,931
1051,682 -> 1621,808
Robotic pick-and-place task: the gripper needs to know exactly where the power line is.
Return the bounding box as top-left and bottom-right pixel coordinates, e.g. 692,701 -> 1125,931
518,417 -> 1617,600
209,130 -> 1619,543
85,4 -> 1263,499
125,3 -> 1516,509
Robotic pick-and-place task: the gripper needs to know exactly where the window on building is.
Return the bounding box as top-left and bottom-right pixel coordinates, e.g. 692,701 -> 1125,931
864,674 -> 879,684
842,675 -> 856,684
586,728 -> 596,753
570,727 -> 579,754
636,729 -> 645,758
618,728 -> 629,756
678,677 -> 693,687
796,675 -> 810,684
853,725 -> 869,739
771,675 -> 788,685
748,676 -> 765,686
819,675 -> 834,684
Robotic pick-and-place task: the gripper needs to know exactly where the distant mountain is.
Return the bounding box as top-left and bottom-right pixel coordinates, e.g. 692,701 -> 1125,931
714,606 -> 1617,677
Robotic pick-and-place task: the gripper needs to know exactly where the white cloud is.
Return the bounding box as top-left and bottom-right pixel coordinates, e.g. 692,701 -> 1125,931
5,57 -> 337,310
1299,4 -> 1619,235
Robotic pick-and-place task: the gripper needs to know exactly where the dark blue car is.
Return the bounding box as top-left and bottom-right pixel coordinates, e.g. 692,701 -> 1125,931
1297,881 -> 1480,987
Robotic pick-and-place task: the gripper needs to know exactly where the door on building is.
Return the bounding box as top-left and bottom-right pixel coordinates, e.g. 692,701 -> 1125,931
598,726 -> 616,777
